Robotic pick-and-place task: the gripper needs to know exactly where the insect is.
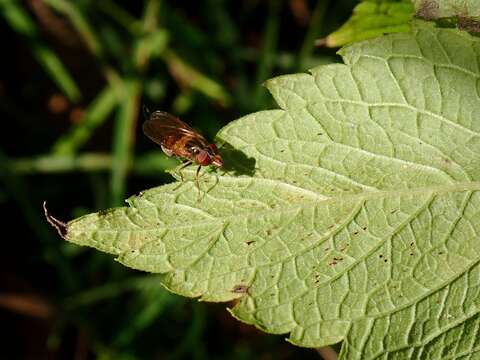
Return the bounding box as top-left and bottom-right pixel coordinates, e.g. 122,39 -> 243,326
142,110 -> 223,186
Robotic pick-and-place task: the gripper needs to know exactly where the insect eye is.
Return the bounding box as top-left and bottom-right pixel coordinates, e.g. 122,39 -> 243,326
190,147 -> 200,154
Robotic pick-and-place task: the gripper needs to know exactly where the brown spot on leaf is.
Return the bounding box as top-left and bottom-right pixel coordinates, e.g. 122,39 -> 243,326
458,16 -> 480,33
339,244 -> 349,251
416,0 -> 439,20
232,285 -> 249,294
245,240 -> 255,246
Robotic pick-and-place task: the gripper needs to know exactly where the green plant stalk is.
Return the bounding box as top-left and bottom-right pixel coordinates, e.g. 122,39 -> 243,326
65,275 -> 164,308
162,49 -> 231,106
110,80 -> 141,206
254,0 -> 280,106
136,0 -> 165,70
297,0 -> 330,70
8,152 -> 178,174
0,0 -> 81,102
96,0 -> 227,107
114,288 -> 174,347
43,0 -> 101,56
96,0 -> 142,35
142,0 -> 161,33
33,43 -> 82,102
43,0 -> 122,91
169,304 -> 207,360
52,85 -> 119,155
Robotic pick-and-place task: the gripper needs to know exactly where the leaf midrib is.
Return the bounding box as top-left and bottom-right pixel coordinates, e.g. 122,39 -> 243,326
69,180 -> 480,233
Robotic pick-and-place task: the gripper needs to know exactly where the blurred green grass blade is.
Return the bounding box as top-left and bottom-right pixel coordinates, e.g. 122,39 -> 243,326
136,0 -> 168,70
52,85 -> 118,155
0,0 -> 81,102
254,0 -> 280,107
32,44 -> 82,102
135,29 -> 169,70
114,288 -> 175,347
163,50 -> 231,106
44,0 -> 101,56
44,0 -> 122,89
297,0 -> 329,70
0,0 -> 36,36
8,152 -> 177,174
134,152 -> 178,174
66,275 -> 164,308
142,0 -> 161,32
111,80 -> 141,206
11,153 -> 112,173
97,0 -> 142,35
169,304 -> 207,360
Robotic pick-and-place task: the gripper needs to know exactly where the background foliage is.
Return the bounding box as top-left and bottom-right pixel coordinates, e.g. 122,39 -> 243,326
0,0 -> 373,359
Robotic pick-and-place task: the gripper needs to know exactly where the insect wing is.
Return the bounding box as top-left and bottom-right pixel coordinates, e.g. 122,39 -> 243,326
142,111 -> 199,147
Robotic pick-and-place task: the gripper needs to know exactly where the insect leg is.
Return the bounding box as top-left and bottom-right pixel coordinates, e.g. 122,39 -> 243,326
195,165 -> 202,199
173,160 -> 192,190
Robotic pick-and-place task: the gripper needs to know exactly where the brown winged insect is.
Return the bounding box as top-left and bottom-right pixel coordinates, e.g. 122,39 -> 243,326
142,110 -> 223,187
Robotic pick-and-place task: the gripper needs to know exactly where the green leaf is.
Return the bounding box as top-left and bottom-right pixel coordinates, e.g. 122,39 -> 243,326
322,0 -> 414,47
55,21 -> 480,356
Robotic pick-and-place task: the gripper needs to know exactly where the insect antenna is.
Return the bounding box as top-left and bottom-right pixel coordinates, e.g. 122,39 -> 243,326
142,105 -> 151,121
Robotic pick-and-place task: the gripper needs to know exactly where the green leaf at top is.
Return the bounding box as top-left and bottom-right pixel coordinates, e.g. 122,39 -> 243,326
322,0 -> 414,47
56,21 -> 480,357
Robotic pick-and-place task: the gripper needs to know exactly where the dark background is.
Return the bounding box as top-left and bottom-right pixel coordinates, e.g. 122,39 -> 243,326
0,1 -> 356,358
